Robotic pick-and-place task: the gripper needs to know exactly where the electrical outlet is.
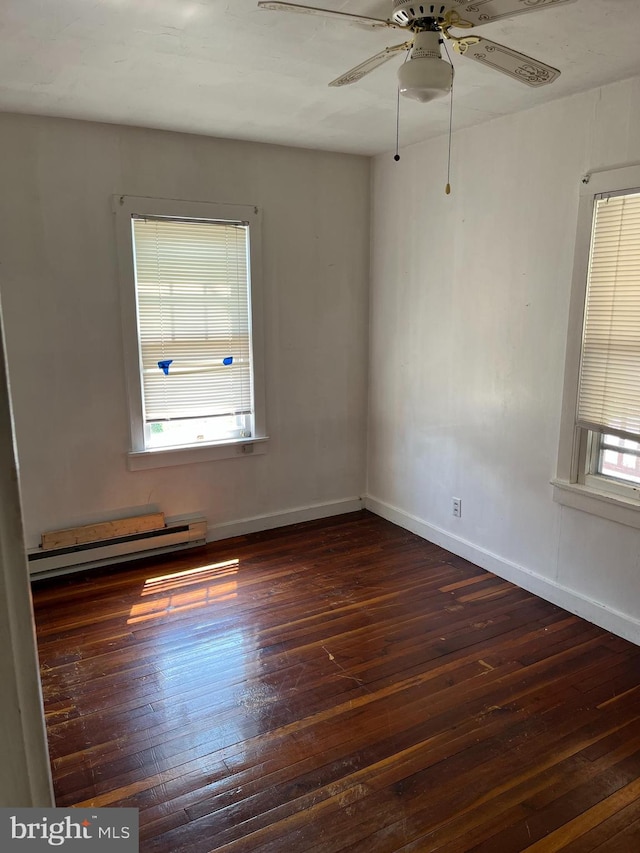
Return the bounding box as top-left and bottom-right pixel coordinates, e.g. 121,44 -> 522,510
452,497 -> 462,518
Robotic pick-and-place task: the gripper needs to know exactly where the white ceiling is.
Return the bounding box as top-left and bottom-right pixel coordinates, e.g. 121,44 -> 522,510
0,0 -> 639,156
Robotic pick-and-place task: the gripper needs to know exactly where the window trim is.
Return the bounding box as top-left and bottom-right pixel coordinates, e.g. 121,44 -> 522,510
554,164 -> 640,524
113,195 -> 267,469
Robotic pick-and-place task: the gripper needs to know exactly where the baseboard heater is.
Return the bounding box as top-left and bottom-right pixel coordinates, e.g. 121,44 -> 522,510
28,515 -> 207,580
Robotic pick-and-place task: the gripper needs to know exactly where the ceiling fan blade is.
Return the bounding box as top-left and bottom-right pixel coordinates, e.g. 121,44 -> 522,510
457,36 -> 560,86
257,2 -> 399,29
329,42 -> 412,87
446,0 -> 577,27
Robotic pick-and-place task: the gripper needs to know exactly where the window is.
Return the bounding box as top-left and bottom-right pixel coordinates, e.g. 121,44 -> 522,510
114,196 -> 266,470
554,165 -> 640,526
594,433 -> 640,485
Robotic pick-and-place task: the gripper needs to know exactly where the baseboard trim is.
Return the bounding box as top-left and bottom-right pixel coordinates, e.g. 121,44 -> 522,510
206,497 -> 364,542
364,495 -> 640,646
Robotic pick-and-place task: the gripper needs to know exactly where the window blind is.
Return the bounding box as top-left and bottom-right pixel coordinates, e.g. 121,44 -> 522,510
577,189 -> 640,442
131,216 -> 252,424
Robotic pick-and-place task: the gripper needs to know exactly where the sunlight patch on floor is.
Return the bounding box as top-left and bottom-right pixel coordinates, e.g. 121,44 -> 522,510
127,558 -> 239,624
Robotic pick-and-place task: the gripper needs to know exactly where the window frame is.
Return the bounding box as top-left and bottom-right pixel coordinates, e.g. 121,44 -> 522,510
114,195 -> 267,470
554,164 -> 640,528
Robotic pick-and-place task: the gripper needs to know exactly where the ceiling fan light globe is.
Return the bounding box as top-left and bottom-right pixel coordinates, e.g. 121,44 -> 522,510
397,57 -> 453,102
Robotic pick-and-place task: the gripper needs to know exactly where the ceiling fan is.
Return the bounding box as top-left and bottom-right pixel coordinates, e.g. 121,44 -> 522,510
257,0 -> 577,102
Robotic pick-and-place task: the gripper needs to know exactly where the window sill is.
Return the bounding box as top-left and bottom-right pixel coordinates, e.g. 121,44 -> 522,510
127,437 -> 269,471
552,478 -> 640,530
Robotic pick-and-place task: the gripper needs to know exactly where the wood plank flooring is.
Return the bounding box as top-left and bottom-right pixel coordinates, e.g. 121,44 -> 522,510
32,510 -> 640,851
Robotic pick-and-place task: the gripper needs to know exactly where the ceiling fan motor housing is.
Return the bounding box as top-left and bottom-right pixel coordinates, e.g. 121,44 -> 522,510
391,1 -> 449,25
410,30 -> 442,60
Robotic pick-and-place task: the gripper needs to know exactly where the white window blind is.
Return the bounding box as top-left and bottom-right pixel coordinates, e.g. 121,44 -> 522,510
577,189 -> 640,442
131,216 -> 252,426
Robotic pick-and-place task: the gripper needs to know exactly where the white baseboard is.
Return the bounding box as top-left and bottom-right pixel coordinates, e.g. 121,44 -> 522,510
364,495 -> 640,647
206,497 -> 364,542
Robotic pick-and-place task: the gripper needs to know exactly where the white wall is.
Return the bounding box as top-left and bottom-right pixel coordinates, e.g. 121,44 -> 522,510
0,114 -> 370,548
367,75 -> 640,643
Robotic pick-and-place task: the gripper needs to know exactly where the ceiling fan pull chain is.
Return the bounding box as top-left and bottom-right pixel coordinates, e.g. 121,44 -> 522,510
394,84 -> 401,162
442,38 -> 454,194
445,85 -> 453,194
394,47 -> 413,162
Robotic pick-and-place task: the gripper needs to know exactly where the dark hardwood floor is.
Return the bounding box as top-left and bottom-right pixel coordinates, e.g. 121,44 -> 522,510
32,510 -> 640,852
